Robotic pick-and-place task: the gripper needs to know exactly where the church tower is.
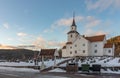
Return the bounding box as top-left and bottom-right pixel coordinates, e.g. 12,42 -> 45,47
71,16 -> 76,31
67,14 -> 79,42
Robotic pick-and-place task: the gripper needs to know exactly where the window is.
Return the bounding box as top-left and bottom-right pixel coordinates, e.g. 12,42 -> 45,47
75,45 -> 77,47
108,50 -> 111,53
94,50 -> 97,53
70,51 -> 72,54
70,46 -> 72,49
83,44 -> 85,46
83,50 -> 85,53
71,34 -> 72,38
75,50 -> 77,54
95,44 -> 97,47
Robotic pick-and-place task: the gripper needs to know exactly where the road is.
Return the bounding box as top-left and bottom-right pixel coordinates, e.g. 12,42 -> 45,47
0,70 -> 120,78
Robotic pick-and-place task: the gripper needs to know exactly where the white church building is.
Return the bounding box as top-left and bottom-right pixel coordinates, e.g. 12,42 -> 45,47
62,17 -> 115,57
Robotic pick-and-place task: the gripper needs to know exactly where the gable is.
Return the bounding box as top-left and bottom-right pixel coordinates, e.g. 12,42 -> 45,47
73,35 -> 89,45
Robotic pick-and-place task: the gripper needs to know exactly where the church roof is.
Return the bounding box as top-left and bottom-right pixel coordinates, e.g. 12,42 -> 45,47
67,31 -> 79,34
71,18 -> 76,26
40,49 -> 56,56
85,35 -> 105,42
104,43 -> 113,48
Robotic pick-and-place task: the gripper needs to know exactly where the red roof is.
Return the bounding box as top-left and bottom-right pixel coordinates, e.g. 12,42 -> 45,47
104,43 -> 113,48
66,42 -> 72,44
40,49 -> 56,56
85,35 -> 105,42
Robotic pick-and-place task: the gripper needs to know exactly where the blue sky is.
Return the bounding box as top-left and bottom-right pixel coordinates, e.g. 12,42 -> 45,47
0,0 -> 120,49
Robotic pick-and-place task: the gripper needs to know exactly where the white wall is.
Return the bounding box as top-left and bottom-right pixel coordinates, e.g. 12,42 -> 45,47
76,36 -> 89,56
54,49 -> 59,56
66,35 -> 89,57
62,32 -> 111,57
104,48 -> 114,56
62,49 -> 67,57
67,33 -> 79,42
90,42 -> 104,56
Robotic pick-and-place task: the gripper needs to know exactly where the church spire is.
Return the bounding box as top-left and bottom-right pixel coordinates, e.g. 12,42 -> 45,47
71,12 -> 76,26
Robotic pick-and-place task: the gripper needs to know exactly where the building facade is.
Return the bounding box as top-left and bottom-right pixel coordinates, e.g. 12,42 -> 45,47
62,17 -> 115,57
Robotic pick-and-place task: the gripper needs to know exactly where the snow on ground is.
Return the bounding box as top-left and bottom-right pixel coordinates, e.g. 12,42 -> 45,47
0,62 -> 36,66
49,68 -> 66,72
0,58 -> 68,73
0,58 -> 67,67
101,69 -> 120,74
0,67 -> 39,72
60,57 -> 120,67
44,58 -> 68,67
105,58 -> 120,67
1,57 -> 120,74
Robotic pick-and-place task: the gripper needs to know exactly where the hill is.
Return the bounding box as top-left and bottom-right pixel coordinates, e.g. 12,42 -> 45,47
0,49 -> 39,61
107,35 -> 120,56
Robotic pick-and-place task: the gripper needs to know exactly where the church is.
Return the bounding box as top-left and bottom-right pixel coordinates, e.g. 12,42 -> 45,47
62,16 -> 115,57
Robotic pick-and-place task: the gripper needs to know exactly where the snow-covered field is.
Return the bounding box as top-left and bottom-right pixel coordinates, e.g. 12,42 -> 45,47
0,58 -> 68,72
60,57 -> 120,67
1,57 -> 120,74
0,58 -> 67,67
0,67 -> 39,72
49,68 -> 66,72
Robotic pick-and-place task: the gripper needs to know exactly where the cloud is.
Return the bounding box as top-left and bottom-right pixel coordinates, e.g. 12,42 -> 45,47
0,44 -> 17,49
84,29 -> 109,36
3,23 -> 9,29
53,16 -> 84,27
47,41 -> 65,47
7,38 -> 13,41
17,32 -> 27,37
33,36 -> 65,49
32,36 -> 46,48
44,16 -> 84,33
85,20 -> 101,28
85,0 -> 120,12
44,15 -> 101,33
54,18 -> 72,27
43,15 -> 105,39
95,31 -> 108,35
85,16 -> 101,28
43,29 -> 53,33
